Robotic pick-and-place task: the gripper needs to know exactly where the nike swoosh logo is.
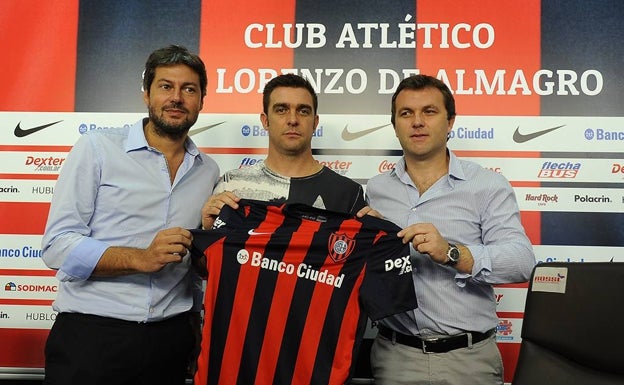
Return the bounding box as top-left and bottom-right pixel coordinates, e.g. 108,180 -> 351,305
512,125 -> 565,143
14,120 -> 63,137
188,121 -> 226,136
247,229 -> 273,236
341,123 -> 391,141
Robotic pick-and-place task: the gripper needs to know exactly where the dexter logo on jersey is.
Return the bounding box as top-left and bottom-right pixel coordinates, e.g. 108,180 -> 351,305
385,255 -> 413,274
14,120 -> 63,137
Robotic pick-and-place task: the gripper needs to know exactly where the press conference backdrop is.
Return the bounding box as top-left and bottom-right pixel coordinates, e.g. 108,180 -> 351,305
1,0 -> 623,382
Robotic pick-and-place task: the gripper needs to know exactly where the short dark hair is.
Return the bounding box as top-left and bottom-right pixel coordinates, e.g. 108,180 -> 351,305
262,74 -> 318,115
143,45 -> 207,98
391,74 -> 456,126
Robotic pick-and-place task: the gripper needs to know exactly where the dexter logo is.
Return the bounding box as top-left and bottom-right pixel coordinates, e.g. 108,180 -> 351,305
385,256 -> 412,275
26,156 -> 65,166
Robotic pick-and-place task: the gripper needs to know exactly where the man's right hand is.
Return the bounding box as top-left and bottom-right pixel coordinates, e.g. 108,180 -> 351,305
93,227 -> 193,276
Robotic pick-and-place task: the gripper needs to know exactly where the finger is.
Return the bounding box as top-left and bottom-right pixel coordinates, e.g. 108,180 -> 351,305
218,194 -> 240,210
365,209 -> 383,218
355,206 -> 371,218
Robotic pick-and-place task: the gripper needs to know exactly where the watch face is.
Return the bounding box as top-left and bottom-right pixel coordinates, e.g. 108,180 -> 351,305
447,244 -> 460,265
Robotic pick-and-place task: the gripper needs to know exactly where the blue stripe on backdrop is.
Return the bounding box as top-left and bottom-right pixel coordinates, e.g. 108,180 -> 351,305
540,0 -> 624,116
74,0 -> 202,112
541,212 -> 624,247
293,0 -> 416,114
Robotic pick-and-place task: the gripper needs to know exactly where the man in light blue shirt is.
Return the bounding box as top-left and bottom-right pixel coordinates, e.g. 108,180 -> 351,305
367,75 -> 536,385
41,45 -> 220,385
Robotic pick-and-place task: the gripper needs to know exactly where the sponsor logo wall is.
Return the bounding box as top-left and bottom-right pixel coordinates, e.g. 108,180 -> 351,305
1,1 -> 623,382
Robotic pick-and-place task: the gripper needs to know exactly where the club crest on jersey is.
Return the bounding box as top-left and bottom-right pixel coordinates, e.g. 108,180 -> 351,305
328,232 -> 356,263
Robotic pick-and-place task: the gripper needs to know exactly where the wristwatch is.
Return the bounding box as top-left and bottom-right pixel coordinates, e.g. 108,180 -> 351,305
445,243 -> 460,266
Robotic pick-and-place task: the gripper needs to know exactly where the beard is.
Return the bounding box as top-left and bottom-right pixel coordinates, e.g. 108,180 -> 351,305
148,103 -> 197,140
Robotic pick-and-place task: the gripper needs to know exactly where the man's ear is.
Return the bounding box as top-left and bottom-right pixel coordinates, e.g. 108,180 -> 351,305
143,90 -> 150,107
260,112 -> 269,129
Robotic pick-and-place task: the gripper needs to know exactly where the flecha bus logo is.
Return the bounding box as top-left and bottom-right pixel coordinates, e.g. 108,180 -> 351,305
537,161 -> 580,178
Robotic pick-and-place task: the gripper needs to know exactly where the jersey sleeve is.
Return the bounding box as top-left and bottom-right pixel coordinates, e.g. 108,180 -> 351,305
358,216 -> 418,321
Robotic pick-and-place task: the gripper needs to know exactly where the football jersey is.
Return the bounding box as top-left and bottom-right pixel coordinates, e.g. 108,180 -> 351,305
191,199 -> 417,385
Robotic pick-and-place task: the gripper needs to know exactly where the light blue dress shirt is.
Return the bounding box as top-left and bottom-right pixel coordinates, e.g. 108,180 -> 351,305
366,151 -> 536,336
41,119 -> 219,322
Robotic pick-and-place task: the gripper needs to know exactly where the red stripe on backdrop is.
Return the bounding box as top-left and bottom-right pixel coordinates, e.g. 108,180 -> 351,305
497,282 -> 530,289
0,269 -> 56,277
453,151 -> 540,158
416,0 -> 541,116
498,343 -> 522,382
496,312 -> 525,319
0,202 -> 50,235
0,329 -> 49,367
0,0 -> 78,111
0,174 -> 58,180
198,147 -> 269,155
198,0 -> 296,113
0,145 -> 73,152
520,211 -> 541,246
0,299 -> 53,306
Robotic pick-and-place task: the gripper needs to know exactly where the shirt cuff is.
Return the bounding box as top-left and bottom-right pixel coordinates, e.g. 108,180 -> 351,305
57,238 -> 109,282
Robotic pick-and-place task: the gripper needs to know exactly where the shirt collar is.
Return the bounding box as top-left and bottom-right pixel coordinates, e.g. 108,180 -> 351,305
447,150 -> 466,182
125,118 -> 201,160
126,119 -> 150,152
392,149 -> 467,185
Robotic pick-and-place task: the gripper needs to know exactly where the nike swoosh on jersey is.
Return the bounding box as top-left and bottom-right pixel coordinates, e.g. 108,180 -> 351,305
14,120 -> 63,137
188,121 -> 226,136
512,125 -> 565,143
341,123 -> 391,141
247,229 -> 273,236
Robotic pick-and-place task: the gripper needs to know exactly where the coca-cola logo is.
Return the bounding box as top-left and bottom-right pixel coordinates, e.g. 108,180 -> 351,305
378,160 -> 396,173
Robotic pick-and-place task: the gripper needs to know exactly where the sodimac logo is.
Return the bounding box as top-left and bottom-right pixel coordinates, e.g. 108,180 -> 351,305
4,282 -> 58,292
